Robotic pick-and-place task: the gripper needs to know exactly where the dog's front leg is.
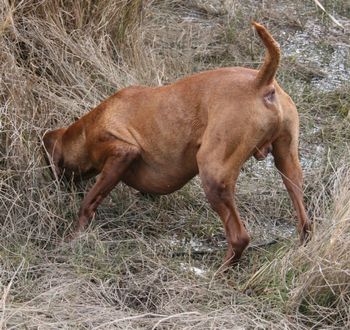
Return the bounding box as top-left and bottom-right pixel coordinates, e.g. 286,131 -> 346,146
73,143 -> 140,236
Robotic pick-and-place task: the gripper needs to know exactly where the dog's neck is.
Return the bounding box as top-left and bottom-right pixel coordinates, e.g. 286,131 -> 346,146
62,121 -> 89,172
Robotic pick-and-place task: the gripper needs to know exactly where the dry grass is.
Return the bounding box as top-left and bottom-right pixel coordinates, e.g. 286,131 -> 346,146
1,0 -> 349,328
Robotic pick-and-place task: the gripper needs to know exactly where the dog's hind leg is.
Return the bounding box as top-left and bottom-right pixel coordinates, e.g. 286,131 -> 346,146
272,136 -> 311,242
197,148 -> 250,266
73,142 -> 140,236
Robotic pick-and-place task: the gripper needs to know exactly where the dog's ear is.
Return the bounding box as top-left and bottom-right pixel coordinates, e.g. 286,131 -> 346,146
43,128 -> 66,177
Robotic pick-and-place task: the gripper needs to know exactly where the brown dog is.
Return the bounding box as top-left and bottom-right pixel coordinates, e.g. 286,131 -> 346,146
43,22 -> 311,265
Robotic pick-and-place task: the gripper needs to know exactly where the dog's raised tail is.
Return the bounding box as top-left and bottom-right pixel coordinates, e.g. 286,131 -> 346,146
252,22 -> 280,87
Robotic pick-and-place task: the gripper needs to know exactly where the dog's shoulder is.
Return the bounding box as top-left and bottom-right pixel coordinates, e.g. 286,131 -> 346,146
114,85 -> 150,99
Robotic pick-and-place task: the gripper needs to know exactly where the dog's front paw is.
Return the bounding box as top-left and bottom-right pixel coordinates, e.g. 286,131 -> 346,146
63,225 -> 85,243
300,221 -> 313,245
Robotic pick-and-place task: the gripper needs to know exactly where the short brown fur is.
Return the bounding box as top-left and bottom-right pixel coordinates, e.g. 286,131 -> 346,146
43,22 -> 311,266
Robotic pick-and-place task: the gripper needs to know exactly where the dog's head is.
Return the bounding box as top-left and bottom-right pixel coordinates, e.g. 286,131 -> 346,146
43,128 -> 67,178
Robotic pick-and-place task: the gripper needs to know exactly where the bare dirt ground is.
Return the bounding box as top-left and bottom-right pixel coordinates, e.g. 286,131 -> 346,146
1,0 -> 349,328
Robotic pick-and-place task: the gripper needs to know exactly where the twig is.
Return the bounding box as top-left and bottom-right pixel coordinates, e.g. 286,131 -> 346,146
312,0 -> 344,28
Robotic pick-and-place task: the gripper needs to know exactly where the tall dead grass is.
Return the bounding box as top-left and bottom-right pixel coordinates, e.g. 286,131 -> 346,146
1,0 -> 349,329
243,163 -> 350,328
